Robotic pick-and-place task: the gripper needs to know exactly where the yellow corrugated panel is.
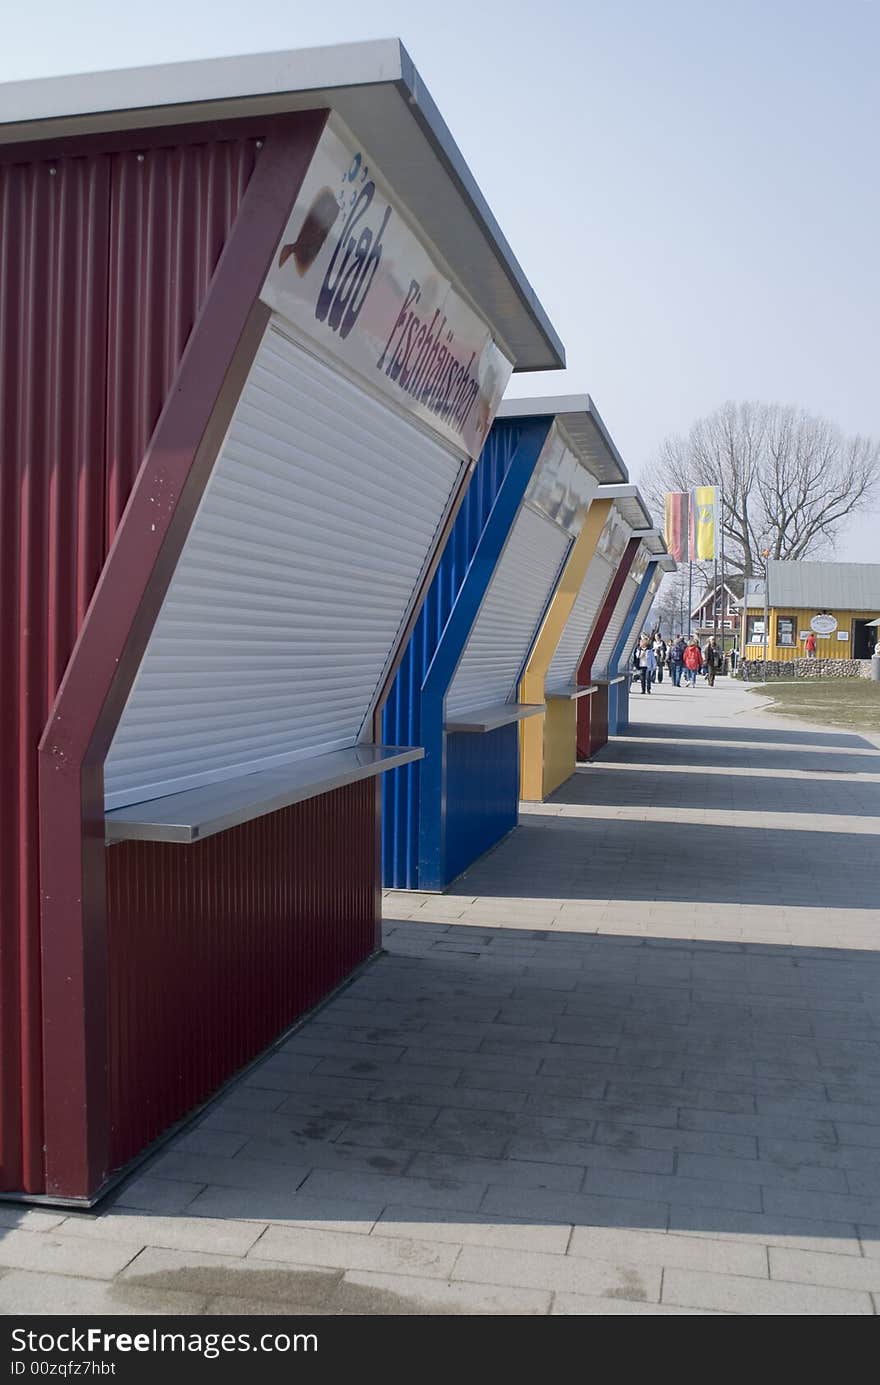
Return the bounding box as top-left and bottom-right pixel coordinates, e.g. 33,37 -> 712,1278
519,499 -> 612,801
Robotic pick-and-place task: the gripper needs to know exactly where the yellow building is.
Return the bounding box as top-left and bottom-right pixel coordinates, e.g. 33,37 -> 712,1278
742,560 -> 880,661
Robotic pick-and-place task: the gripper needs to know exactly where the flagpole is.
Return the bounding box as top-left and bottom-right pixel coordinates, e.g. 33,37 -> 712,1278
688,561 -> 693,638
719,486 -> 727,663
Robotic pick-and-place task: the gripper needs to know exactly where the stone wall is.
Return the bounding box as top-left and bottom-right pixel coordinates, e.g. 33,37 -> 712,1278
738,657 -> 876,680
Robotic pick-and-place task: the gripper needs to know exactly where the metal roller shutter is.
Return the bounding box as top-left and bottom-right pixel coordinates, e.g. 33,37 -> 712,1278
591,575 -> 642,680
546,553 -> 615,690
445,505 -> 570,719
616,577 -> 661,674
104,320 -> 463,810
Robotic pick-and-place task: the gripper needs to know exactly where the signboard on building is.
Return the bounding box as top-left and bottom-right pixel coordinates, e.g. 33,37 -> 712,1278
810,614 -> 839,636
262,120 -> 514,459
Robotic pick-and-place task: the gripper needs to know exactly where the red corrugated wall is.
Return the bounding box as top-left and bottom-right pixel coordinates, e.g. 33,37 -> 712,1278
576,539 -> 640,762
106,781 -> 380,1172
0,133 -> 257,1193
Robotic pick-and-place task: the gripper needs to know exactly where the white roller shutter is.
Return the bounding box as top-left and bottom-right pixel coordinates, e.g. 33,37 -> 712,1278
104,320 -> 462,810
616,577 -> 660,673
591,575 -> 641,680
546,552 -> 615,690
445,505 -> 569,719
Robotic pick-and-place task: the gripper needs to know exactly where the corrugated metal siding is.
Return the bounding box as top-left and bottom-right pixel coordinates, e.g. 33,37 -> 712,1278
616,577 -> 661,673
0,154 -> 110,1194
588,684 -> 610,757
445,506 -> 569,718
445,725 -> 519,884
106,780 -> 378,1172
546,553 -> 615,691
105,142 -> 255,540
382,422 -> 526,889
0,135 -> 256,1193
767,560 -> 880,612
610,675 -> 630,734
591,575 -> 642,681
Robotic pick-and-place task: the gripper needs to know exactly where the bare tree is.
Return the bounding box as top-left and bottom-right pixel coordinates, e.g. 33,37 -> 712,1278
641,401 -> 880,578
649,565 -> 692,637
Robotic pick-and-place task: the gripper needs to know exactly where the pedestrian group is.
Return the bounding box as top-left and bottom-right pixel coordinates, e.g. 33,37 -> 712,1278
632,632 -> 724,692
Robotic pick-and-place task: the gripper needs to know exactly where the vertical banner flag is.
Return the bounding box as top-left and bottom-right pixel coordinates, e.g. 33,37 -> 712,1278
690,486 -> 718,561
663,491 -> 689,563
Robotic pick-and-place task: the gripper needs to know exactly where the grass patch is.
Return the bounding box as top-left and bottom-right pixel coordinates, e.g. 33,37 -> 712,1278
748,677 -> 880,732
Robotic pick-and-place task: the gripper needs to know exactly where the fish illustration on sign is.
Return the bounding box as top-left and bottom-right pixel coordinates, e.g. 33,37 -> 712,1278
278,187 -> 341,275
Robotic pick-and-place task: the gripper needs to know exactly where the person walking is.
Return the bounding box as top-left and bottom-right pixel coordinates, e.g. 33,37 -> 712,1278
655,635 -> 668,684
804,630 -> 818,659
636,636 -> 657,694
704,638 -> 718,688
668,636 -> 685,688
683,637 -> 702,688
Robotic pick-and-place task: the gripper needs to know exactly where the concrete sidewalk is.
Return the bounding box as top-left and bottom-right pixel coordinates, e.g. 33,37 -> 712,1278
3,675 -> 880,1314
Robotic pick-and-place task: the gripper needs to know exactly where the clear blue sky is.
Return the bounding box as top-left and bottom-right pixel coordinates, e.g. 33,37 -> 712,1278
4,0 -> 878,558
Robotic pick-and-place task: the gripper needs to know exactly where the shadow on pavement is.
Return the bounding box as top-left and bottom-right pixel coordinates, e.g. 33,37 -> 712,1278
45,925 -> 879,1304
546,768 -> 880,819
626,722 -> 877,753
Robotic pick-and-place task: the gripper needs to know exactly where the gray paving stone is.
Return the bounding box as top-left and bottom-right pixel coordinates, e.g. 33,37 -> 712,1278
146,1151 -> 312,1195
237,1134 -> 415,1176
668,1206 -> 862,1254
185,1185 -> 380,1232
57,1210 -> 265,1258
336,1119 -> 509,1159
0,1270 -> 206,1315
250,1225 -> 458,1278
480,1184 -> 668,1231
375,1205 -> 570,1254
593,1121 -> 758,1159
0,1207 -> 68,1233
676,1151 -> 849,1193
551,1292 -> 719,1314
506,1136 -> 674,1175
582,1167 -> 763,1212
113,1175 -> 206,1214
0,1229 -> 140,1280
761,1187 -> 880,1223
451,1244 -> 662,1302
339,1269 -> 552,1314
568,1225 -> 768,1277
298,1168 -> 487,1212
770,1246 -> 880,1290
661,1266 -> 873,1314
406,1152 -> 584,1193
118,1245 -> 342,1310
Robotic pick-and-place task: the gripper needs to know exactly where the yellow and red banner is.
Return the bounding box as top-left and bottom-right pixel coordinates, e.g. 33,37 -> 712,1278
663,492 -> 689,563
690,485 -> 718,561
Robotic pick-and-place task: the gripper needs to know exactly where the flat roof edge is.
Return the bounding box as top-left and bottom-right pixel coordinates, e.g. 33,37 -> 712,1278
0,39 -> 565,373
0,39 -> 407,128
498,395 -> 628,481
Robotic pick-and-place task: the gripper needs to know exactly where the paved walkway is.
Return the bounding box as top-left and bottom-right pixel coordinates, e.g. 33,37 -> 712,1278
3,676 -> 880,1314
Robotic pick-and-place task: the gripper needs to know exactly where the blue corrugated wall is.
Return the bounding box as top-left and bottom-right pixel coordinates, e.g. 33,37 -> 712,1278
608,561 -> 660,734
444,724 -> 519,885
382,417 -> 552,890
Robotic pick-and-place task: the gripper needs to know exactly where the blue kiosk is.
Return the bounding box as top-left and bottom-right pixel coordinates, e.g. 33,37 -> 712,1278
382,398 -> 628,890
607,553 -> 675,734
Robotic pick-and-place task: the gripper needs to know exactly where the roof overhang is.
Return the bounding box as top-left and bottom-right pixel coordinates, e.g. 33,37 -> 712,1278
0,39 -> 564,374
629,527 -> 667,557
595,483 -> 654,533
658,555 -> 677,573
497,395 -> 628,484
867,617 -> 880,628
